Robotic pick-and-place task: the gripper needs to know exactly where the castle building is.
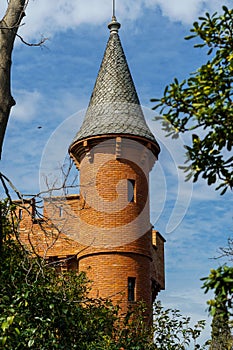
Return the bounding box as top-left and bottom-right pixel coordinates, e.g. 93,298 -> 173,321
18,16 -> 165,317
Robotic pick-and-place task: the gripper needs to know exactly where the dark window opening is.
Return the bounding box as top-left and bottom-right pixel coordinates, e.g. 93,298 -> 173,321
128,277 -> 136,302
127,179 -> 136,203
19,209 -> 22,220
59,206 -> 63,217
151,279 -> 158,303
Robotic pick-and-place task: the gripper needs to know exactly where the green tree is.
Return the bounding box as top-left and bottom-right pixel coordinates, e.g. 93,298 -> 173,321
152,301 -> 208,350
201,266 -> 233,350
151,6 -> 233,195
0,199 -> 208,349
0,201 -> 117,349
151,7 -> 233,347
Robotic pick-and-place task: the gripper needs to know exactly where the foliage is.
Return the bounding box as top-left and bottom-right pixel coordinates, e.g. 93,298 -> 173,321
202,265 -> 233,317
201,266 -> 233,349
90,303 -> 157,350
88,301 -> 209,350
209,308 -> 232,350
151,6 -> 233,346
153,301 -> 209,350
0,201 -> 157,350
0,200 -> 117,349
0,200 -> 209,349
151,6 -> 233,194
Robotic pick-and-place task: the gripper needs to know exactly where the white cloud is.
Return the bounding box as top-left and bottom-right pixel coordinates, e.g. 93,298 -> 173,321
146,0 -> 230,24
146,0 -> 203,24
10,90 -> 41,122
15,0 -> 232,41
146,0 -> 231,23
19,0 -> 112,40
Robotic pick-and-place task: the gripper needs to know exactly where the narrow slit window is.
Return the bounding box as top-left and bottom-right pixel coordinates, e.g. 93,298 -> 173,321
59,206 -> 63,217
19,209 -> 22,220
127,179 -> 136,203
128,277 -> 136,302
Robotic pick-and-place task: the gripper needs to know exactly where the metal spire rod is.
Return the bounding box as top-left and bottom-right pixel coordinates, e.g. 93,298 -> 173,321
113,0 -> 116,17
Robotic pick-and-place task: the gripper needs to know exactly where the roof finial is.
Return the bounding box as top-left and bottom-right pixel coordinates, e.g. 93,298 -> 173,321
108,1 -> 121,34
113,0 -> 115,18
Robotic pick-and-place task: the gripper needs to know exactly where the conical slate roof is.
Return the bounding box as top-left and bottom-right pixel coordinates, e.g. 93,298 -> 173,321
71,17 -> 157,146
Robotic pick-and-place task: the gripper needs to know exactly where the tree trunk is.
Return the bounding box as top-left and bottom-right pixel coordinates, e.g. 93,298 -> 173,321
0,0 -> 27,158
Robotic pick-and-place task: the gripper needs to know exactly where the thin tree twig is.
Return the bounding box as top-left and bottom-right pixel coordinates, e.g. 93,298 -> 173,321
16,33 -> 49,47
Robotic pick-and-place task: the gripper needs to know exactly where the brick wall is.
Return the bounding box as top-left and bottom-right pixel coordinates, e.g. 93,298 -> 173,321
17,138 -> 165,317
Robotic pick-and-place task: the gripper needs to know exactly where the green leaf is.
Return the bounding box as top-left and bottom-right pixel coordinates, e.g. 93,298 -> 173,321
222,5 -> 229,12
1,336 -> 7,346
14,327 -> 20,335
185,35 -> 196,40
220,187 -> 227,195
28,339 -> 35,347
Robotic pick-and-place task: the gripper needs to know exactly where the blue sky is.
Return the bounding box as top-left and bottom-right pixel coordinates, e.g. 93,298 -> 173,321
1,0 -> 232,344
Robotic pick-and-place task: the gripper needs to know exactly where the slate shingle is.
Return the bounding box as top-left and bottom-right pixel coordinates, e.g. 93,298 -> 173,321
71,18 -> 156,144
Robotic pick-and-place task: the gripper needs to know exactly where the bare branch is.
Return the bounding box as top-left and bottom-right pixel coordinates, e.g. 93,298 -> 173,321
0,172 -> 23,200
16,33 -> 49,47
214,238 -> 233,262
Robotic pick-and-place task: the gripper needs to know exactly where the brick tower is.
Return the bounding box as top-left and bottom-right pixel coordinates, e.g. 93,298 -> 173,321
17,15 -> 165,318
68,16 -> 165,315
